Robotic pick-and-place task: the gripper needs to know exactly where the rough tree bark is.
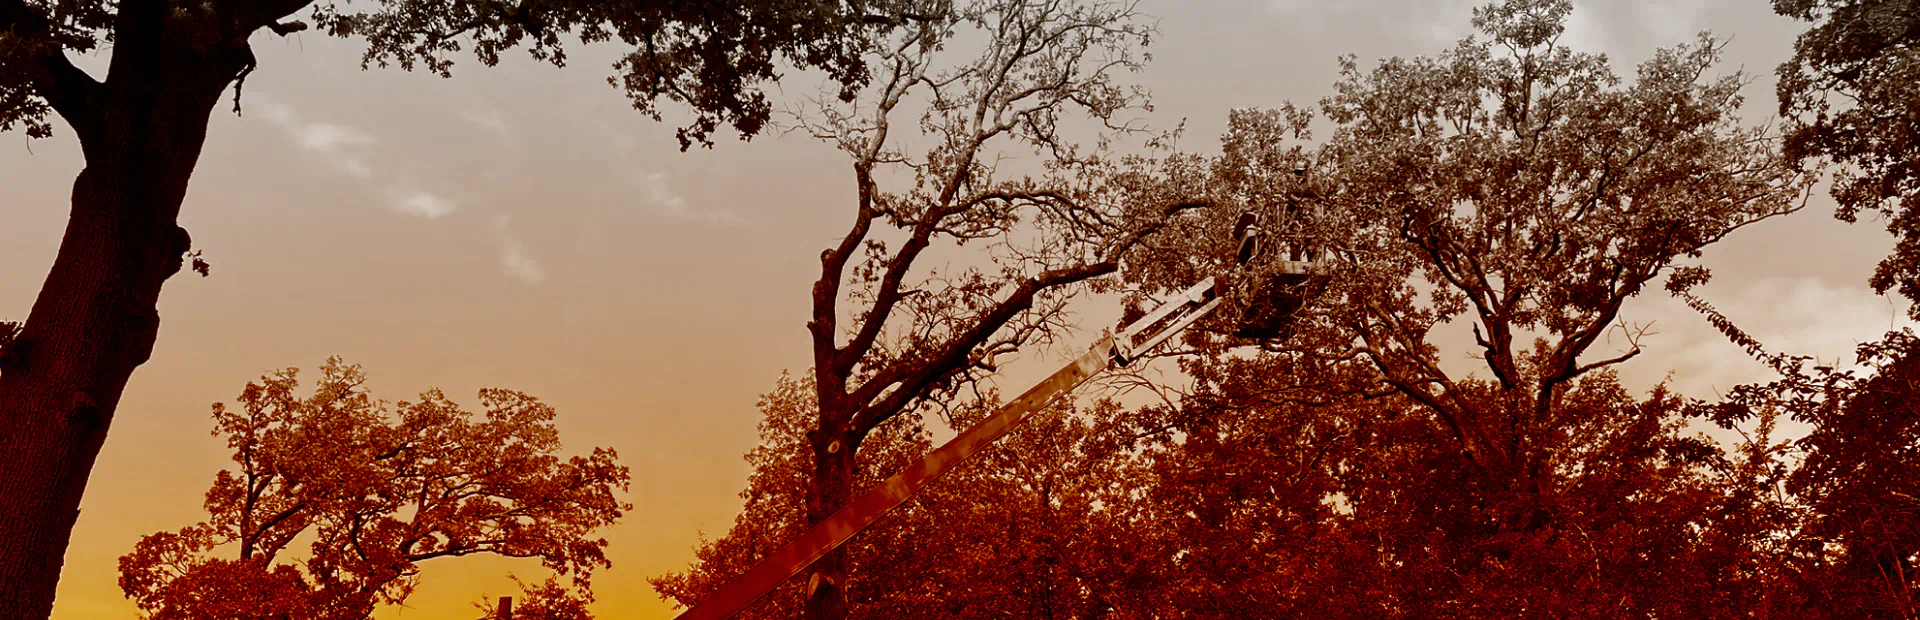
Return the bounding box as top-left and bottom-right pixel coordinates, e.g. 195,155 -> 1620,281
802,427 -> 855,619
0,0 -> 306,614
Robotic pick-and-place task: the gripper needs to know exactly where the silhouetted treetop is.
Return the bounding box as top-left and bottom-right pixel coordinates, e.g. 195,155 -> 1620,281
0,0 -> 942,147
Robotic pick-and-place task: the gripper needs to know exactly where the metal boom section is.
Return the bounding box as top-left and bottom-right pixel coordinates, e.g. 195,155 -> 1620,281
675,279 -> 1223,620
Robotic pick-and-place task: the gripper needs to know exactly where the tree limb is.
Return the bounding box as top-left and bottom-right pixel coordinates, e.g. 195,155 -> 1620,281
849,259 -> 1121,437
0,0 -> 103,130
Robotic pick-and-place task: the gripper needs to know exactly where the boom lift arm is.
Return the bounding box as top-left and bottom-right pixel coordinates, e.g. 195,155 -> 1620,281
677,195 -> 1326,619
675,277 -> 1225,620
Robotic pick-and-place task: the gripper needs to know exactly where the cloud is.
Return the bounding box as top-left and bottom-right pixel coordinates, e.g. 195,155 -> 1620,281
294,123 -> 376,152
642,171 -> 743,225
460,109 -> 512,135
491,215 -> 545,284
251,96 -> 380,180
1556,4 -> 1608,53
385,186 -> 458,219
255,100 -> 296,125
1634,0 -> 1711,46
597,120 -> 638,154
1264,0 -> 1480,43
342,158 -> 374,180
1261,0 -> 1710,52
253,93 -> 554,284
501,240 -> 545,283
1615,277 -> 1913,398
253,97 -> 461,219
644,172 -> 689,213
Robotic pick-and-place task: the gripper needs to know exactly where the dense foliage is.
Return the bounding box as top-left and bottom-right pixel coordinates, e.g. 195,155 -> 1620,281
655,1 -> 1920,618
118,359 -> 630,619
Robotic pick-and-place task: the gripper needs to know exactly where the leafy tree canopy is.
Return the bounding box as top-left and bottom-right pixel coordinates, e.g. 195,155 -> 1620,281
117,358 -> 630,619
0,0 -> 941,147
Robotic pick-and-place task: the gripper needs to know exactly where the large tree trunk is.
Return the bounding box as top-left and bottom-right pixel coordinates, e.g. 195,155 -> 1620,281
0,37 -> 244,617
804,428 -> 856,620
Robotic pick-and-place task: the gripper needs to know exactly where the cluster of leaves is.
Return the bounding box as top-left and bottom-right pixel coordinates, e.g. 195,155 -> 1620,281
1788,334 -> 1920,616
1696,331 -> 1920,617
648,373 -> 929,617
306,0 -> 943,149
658,306 -> 1920,620
0,0 -> 937,147
476,576 -> 598,620
0,0 -> 112,138
117,358 -> 629,619
1122,359 -> 1805,618
0,320 -> 18,357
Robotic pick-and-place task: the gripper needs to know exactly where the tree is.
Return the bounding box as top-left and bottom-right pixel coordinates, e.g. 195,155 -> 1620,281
784,0 -> 1191,616
1122,351 -> 1802,617
476,577 -> 599,620
1131,0 -> 1808,526
1775,0 -> 1920,315
1792,335 -> 1920,617
650,374 -> 933,619
1102,355 -> 1391,619
653,374 -> 1149,619
116,358 -> 629,619
1257,0 -> 1805,520
0,0 -> 924,613
1702,330 -> 1920,617
665,2 -> 1830,616
1111,0 -> 1815,613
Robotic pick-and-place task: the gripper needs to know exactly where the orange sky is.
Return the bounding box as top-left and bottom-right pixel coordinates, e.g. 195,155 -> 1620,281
0,1 -> 1908,618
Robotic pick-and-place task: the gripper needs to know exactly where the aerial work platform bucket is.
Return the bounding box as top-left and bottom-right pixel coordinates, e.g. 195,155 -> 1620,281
1231,260 -> 1324,340
1223,189 -> 1329,340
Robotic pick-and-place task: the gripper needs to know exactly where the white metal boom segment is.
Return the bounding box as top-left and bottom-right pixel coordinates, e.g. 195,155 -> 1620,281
674,279 -> 1224,620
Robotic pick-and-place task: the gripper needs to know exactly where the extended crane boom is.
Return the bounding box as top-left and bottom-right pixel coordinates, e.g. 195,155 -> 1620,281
676,192 -> 1329,619
674,276 -> 1225,620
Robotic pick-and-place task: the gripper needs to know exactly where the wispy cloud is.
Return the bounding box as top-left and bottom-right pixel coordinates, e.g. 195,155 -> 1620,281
594,120 -> 742,225
385,186 -> 458,219
340,158 -> 374,180
293,123 -> 375,152
501,240 -> 545,283
460,108 -> 512,136
254,94 -> 550,282
253,95 -> 461,219
1262,0 -> 1708,50
253,98 -> 378,180
1264,0 -> 1480,43
1634,0 -> 1711,46
594,118 -> 641,155
1619,277 -> 1913,398
491,215 -> 545,284
642,171 -> 744,225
